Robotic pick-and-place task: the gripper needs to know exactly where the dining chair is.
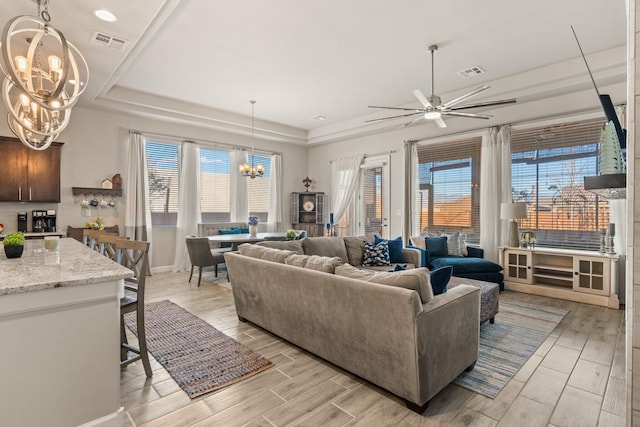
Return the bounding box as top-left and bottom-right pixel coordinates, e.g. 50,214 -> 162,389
263,236 -> 288,241
117,239 -> 153,378
82,229 -> 117,251
96,234 -> 127,261
185,236 -> 227,287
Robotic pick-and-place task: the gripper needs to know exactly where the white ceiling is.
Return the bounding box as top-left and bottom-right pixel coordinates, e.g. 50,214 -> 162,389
0,0 -> 628,141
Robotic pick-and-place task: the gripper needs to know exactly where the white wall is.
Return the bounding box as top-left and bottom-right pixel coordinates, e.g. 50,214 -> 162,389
0,106 -> 309,269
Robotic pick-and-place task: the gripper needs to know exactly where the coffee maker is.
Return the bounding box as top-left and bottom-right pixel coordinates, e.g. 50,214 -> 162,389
17,212 -> 28,233
32,210 -> 57,232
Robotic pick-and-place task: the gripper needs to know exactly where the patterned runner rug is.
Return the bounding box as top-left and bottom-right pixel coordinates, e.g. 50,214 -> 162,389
124,300 -> 273,398
454,300 -> 567,398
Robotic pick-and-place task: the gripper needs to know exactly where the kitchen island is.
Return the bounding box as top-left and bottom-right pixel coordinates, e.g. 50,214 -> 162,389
0,238 -> 133,427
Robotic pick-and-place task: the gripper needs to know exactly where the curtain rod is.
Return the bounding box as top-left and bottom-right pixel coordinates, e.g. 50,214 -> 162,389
329,150 -> 396,164
404,105 -> 621,144
128,129 -> 282,156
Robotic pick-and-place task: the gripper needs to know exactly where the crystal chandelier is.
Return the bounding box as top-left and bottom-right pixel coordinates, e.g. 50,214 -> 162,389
239,100 -> 265,179
0,0 -> 89,150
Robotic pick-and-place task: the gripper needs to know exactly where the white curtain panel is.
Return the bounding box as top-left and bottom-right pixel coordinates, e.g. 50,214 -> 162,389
267,154 -> 282,232
403,141 -> 418,243
172,142 -> 202,272
331,155 -> 364,224
230,148 -> 248,222
479,125 -> 512,262
125,132 -> 153,264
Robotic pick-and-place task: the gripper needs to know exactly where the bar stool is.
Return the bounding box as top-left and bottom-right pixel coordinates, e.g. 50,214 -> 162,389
117,239 -> 153,378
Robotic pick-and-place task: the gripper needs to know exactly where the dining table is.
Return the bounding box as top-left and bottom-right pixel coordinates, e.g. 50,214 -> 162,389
207,232 -> 289,250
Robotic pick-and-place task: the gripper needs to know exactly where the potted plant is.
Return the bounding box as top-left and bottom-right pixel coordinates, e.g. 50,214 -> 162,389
285,229 -> 297,240
3,231 -> 25,258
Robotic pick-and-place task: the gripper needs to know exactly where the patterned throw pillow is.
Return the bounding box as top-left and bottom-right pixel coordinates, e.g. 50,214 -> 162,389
441,232 -> 462,256
362,240 -> 390,266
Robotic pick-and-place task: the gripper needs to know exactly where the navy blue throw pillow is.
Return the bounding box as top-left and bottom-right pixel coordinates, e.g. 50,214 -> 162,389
375,235 -> 405,263
425,236 -> 448,258
430,265 -> 453,295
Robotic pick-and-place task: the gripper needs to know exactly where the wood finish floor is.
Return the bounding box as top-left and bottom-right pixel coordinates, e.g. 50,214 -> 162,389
121,272 -> 626,426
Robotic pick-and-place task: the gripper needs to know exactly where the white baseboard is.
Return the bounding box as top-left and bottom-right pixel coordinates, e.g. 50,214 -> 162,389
151,265 -> 174,274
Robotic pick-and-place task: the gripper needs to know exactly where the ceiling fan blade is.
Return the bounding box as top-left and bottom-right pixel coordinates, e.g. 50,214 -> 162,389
412,89 -> 433,108
368,105 -> 424,111
365,112 -> 422,123
434,117 -> 447,128
442,85 -> 490,109
442,111 -> 492,119
448,98 -> 517,111
403,115 -> 426,128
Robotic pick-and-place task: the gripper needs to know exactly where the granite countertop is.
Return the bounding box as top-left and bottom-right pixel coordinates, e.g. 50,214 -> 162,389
0,238 -> 134,296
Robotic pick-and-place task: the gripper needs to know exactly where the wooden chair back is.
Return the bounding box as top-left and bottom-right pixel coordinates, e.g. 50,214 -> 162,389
82,229 -> 117,250
96,234 -> 128,261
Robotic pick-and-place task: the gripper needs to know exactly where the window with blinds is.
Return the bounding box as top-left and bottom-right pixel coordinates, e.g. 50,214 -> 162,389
146,141 -> 180,226
247,154 -> 271,222
511,118 -> 608,249
416,137 -> 481,242
200,148 -> 231,222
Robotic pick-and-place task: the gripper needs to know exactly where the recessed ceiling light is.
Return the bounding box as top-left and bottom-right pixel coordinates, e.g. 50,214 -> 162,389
311,115 -> 326,121
95,9 -> 117,22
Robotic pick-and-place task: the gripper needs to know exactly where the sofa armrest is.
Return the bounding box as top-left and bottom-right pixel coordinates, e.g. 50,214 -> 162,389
416,284 -> 480,402
402,246 -> 422,268
466,246 -> 484,258
407,245 -> 429,268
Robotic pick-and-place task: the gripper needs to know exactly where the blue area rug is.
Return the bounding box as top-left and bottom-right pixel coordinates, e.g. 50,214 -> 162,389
454,300 -> 567,398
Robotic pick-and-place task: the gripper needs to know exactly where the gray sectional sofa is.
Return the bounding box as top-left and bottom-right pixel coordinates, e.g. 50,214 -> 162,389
224,236 -> 481,413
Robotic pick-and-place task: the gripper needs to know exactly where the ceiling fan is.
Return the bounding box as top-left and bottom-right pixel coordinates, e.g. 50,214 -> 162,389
366,45 -> 517,128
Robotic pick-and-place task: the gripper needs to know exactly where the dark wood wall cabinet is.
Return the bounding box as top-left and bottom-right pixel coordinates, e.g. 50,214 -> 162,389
290,192 -> 327,237
0,136 -> 62,203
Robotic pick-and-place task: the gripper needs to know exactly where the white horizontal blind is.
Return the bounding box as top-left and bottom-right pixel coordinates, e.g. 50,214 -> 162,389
511,118 -> 609,249
247,154 -> 271,222
199,148 -> 231,222
416,137 -> 482,242
362,166 -> 383,235
146,141 -> 180,226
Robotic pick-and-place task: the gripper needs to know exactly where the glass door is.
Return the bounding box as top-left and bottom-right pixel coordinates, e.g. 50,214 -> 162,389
358,156 -> 390,238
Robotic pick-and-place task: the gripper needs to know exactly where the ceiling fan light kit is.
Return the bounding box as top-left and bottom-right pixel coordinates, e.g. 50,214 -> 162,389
367,44 -> 516,128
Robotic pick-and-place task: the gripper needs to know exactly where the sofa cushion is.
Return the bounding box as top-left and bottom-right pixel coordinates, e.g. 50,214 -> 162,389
425,236 -> 448,258
362,240 -> 390,266
374,235 -> 405,263
284,253 -> 310,267
238,244 -> 295,263
257,240 -> 304,254
304,255 -> 343,273
302,237 -> 349,263
343,234 -> 375,266
335,264 -> 433,304
409,235 -> 426,250
431,256 -> 503,274
430,266 -> 453,295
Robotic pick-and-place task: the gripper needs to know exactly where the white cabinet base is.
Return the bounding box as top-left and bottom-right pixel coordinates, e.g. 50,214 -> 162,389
500,246 -> 620,309
504,281 -> 620,308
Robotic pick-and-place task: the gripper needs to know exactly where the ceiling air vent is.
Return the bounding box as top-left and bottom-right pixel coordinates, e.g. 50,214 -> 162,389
458,66 -> 484,78
91,31 -> 128,51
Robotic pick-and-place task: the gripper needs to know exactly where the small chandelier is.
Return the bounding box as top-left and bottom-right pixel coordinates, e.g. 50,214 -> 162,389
239,100 -> 265,179
0,0 -> 89,150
